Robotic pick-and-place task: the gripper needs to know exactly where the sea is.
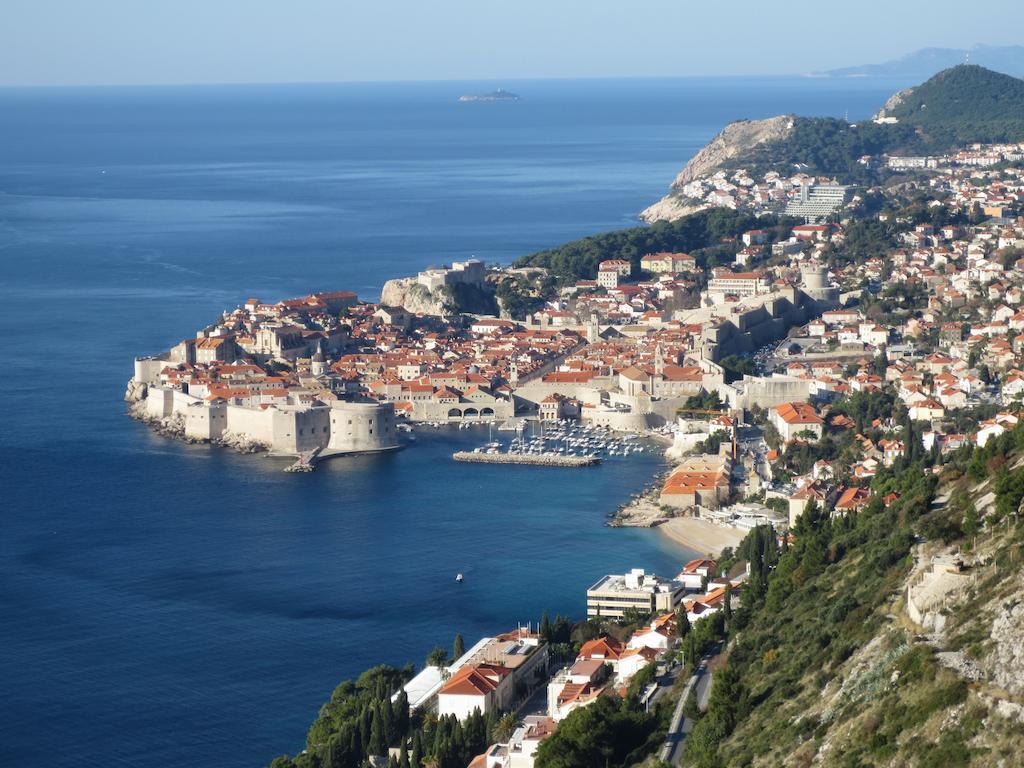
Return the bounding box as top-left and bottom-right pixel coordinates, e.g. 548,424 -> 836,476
0,75 -> 911,767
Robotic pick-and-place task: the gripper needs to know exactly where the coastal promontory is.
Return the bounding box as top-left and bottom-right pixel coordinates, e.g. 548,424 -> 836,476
640,115 -> 794,223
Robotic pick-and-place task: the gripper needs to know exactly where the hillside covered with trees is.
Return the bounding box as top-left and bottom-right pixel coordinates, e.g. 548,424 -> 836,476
641,417 -> 1024,767
514,209 -> 797,282
651,66 -> 1024,193
882,64 -> 1024,146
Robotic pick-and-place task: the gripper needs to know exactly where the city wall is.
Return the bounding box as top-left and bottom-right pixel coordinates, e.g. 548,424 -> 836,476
717,374 -> 813,412
701,287 -> 838,363
139,386 -> 399,457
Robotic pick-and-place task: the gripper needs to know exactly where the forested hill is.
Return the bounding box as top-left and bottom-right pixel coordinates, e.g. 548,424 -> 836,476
879,64 -> 1024,145
677,413 -> 1024,767
639,65 -> 1024,211
512,209 -> 795,282
737,66 -> 1024,180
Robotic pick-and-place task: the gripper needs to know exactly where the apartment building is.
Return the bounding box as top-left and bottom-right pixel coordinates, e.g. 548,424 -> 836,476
585,568 -> 685,619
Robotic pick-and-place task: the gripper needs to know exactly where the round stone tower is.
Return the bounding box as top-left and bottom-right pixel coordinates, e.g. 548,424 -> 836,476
799,265 -> 839,306
327,401 -> 400,454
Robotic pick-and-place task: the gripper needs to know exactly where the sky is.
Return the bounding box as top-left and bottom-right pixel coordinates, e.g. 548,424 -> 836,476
2,0 -> 1022,87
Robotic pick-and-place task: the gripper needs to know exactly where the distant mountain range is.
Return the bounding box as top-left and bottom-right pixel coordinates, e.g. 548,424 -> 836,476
813,44 -> 1024,79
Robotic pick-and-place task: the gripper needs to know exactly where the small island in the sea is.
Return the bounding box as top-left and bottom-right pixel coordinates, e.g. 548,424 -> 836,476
458,88 -> 520,102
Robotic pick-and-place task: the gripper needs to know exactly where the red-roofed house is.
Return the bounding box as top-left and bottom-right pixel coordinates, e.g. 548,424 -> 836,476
676,558 -> 717,590
438,663 -> 514,720
770,402 -> 824,441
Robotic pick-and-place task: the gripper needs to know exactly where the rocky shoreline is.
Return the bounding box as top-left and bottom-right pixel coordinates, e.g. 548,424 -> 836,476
607,469 -> 675,528
124,380 -> 268,454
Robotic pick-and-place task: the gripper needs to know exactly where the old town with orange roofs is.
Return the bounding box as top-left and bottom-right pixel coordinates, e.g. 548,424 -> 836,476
123,140 -> 1024,763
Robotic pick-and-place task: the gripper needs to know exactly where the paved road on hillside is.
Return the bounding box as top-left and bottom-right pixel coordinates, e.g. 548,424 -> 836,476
659,642 -> 721,766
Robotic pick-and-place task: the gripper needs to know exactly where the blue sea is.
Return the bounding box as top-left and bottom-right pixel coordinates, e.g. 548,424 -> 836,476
0,76 -> 909,767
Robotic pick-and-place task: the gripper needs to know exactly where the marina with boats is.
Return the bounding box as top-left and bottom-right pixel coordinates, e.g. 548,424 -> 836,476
438,419 -> 662,467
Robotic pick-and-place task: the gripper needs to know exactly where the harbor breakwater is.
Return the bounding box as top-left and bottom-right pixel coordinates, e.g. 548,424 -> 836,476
452,451 -> 601,467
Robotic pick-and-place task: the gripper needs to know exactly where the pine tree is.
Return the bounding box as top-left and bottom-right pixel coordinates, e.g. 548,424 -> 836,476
963,504 -> 980,541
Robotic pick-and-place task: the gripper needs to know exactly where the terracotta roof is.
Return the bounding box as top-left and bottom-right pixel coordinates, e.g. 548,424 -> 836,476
578,636 -> 625,661
439,663 -> 511,696
773,402 -> 823,425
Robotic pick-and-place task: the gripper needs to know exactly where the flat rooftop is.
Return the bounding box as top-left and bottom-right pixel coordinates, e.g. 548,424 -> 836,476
587,572 -> 680,594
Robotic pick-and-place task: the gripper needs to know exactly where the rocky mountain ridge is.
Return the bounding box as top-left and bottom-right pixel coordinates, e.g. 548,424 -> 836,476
640,115 -> 793,223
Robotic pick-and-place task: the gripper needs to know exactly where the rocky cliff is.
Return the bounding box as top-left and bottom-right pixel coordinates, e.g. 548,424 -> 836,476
640,115 -> 794,223
379,277 -> 448,316
873,86 -> 914,120
638,195 -> 709,225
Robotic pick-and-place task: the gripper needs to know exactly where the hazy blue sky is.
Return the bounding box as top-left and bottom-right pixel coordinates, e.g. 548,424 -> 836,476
2,0 -> 1022,86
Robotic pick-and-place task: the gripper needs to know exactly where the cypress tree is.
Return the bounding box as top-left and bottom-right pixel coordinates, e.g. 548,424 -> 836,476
452,633 -> 465,661
398,741 -> 410,768
432,715 -> 446,759
369,704 -> 386,756
676,607 -> 691,638
394,690 -> 409,740
346,723 -> 360,761
484,708 -> 498,742
410,731 -> 423,768
358,706 -> 371,754
381,696 -> 395,746
453,721 -> 467,765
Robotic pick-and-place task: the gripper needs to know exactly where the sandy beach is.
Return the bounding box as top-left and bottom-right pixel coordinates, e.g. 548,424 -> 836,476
658,516 -> 747,556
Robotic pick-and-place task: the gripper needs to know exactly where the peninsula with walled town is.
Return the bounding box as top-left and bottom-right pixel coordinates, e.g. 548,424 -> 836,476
129,64 -> 1024,548
257,65 -> 1024,768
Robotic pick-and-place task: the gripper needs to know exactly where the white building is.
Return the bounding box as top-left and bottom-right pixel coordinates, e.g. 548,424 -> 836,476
769,401 -> 824,442
437,632 -> 549,720
675,558 -> 718,591
597,269 -> 620,289
586,569 -> 685,618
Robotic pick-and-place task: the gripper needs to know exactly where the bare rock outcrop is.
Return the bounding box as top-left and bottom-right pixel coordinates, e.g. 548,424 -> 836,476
379,277 -> 448,316
984,597 -> 1024,698
874,87 -> 914,120
672,115 -> 795,187
638,195 -> 708,224
639,115 -> 795,223
124,379 -> 147,403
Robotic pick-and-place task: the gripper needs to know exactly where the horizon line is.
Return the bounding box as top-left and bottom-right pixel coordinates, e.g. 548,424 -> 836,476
0,71 -> 919,91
